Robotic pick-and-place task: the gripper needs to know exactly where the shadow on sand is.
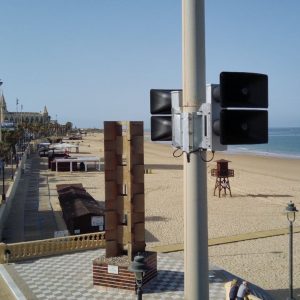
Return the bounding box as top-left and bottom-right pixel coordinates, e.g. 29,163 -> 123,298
231,193 -> 293,198
267,287 -> 300,300
145,164 -> 183,170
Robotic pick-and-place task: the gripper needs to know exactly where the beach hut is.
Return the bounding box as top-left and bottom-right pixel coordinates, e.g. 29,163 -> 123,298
57,184 -> 105,234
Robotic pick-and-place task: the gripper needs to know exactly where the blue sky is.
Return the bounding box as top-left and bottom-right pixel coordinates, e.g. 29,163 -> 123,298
0,0 -> 299,128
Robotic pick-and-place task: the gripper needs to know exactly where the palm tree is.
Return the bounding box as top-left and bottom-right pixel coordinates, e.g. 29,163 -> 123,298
0,128 -> 21,160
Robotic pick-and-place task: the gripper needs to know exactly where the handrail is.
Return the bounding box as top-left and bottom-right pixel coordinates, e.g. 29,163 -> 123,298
0,231 -> 105,263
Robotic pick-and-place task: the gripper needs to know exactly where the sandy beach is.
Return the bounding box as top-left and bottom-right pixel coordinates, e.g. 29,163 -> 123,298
46,132 -> 300,299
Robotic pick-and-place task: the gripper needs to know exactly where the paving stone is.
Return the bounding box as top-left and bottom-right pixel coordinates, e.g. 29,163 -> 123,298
11,249 -> 229,299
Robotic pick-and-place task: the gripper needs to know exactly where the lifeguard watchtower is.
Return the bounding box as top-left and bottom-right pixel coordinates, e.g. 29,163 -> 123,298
211,159 -> 234,197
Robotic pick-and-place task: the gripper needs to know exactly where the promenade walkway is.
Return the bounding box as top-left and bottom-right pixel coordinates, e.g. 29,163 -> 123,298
0,151 -> 274,299
2,153 -> 57,243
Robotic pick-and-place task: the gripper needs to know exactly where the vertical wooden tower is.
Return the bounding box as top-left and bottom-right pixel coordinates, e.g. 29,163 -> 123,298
104,121 -> 145,260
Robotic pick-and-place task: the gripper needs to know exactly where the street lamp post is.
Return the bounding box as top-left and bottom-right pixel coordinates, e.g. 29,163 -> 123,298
128,253 -> 149,300
55,114 -> 58,136
1,159 -> 5,202
21,104 -> 23,124
0,80 -> 3,143
11,151 -> 13,180
286,201 -> 298,300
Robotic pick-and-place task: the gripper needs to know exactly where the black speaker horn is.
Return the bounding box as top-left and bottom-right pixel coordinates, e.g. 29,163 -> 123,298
151,116 -> 172,141
219,72 -> 268,109
150,89 -> 173,115
219,110 -> 268,145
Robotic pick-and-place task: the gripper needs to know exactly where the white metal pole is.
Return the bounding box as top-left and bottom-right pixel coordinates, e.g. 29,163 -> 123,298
182,0 -> 209,299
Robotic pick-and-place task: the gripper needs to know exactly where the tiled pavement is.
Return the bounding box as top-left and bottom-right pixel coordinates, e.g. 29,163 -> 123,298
10,249 -> 227,300
7,248 -> 274,300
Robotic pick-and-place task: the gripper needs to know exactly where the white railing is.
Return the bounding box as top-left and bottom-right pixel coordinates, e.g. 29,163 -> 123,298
0,231 -> 105,263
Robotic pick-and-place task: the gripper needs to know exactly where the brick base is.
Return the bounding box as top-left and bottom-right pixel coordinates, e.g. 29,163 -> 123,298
93,251 -> 157,291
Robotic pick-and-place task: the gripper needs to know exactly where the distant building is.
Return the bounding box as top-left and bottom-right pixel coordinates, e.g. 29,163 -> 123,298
0,93 -> 50,125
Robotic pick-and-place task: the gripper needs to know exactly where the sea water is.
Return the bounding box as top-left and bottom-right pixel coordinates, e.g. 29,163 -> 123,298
229,127 -> 300,159
145,127 -> 300,159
